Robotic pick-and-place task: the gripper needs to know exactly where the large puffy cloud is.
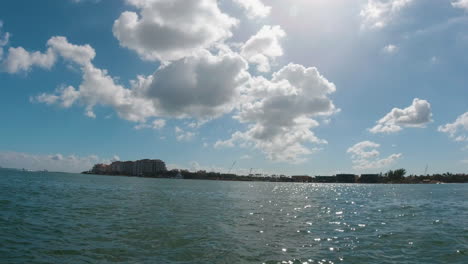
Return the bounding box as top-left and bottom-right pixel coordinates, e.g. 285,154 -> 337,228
112,0 -> 238,61
241,25 -> 285,72
232,0 -> 271,19
360,0 -> 414,29
5,4 -> 342,164
347,141 -> 402,170
215,63 -> 337,162
438,111 -> 468,147
27,37 -> 250,124
370,98 -> 432,134
139,49 -> 250,120
452,0 -> 468,11
0,151 -> 112,173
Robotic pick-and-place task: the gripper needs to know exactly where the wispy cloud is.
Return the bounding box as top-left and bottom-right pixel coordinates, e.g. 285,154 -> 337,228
347,141 -> 402,170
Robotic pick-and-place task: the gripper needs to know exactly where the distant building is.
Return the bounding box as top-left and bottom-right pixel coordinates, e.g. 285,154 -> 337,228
110,161 -> 123,174
92,164 -> 110,174
360,174 -> 379,183
336,174 -> 357,183
110,161 -> 135,175
121,161 -> 135,175
94,159 -> 166,176
133,159 -> 167,176
314,176 -> 336,183
292,175 -> 313,182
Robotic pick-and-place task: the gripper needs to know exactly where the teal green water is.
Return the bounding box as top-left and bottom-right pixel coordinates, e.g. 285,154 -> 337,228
0,169 -> 467,264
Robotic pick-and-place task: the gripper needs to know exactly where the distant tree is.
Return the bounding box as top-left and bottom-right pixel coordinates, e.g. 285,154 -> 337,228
387,168 -> 406,182
395,168 -> 406,178
385,170 -> 393,179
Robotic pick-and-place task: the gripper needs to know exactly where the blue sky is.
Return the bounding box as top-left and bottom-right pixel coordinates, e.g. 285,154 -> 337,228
0,0 -> 467,174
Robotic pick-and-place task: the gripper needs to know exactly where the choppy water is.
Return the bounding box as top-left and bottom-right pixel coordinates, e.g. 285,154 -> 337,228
0,169 -> 467,264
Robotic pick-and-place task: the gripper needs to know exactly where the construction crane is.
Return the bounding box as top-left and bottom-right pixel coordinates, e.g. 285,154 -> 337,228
424,164 -> 428,175
228,161 -> 236,174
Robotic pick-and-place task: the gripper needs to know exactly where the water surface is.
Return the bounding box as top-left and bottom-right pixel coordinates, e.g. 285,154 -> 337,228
0,169 -> 467,263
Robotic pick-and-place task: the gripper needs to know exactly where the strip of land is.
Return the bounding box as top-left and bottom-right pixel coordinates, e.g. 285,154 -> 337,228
83,159 -> 468,184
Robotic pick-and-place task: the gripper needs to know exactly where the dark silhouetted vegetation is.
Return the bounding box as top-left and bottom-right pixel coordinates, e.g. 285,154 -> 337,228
83,166 -> 468,184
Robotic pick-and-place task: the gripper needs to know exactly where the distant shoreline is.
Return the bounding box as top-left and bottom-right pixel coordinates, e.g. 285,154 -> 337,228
85,160 -> 468,184
81,170 -> 468,184
2,167 -> 466,184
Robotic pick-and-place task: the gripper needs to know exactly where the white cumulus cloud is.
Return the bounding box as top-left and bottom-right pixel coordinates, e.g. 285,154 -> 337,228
347,141 -> 402,170
112,0 -> 238,61
12,36 -> 157,122
1,35 -> 95,73
215,63 -> 337,163
47,36 -> 96,65
138,49 -> 250,120
360,0 -> 414,29
232,0 -> 271,19
241,25 -> 286,72
370,98 -> 432,134
5,3 -> 344,161
11,34 -> 251,125
2,46 -> 56,73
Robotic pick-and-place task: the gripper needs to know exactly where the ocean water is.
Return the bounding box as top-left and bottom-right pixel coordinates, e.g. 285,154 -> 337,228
0,169 -> 467,264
